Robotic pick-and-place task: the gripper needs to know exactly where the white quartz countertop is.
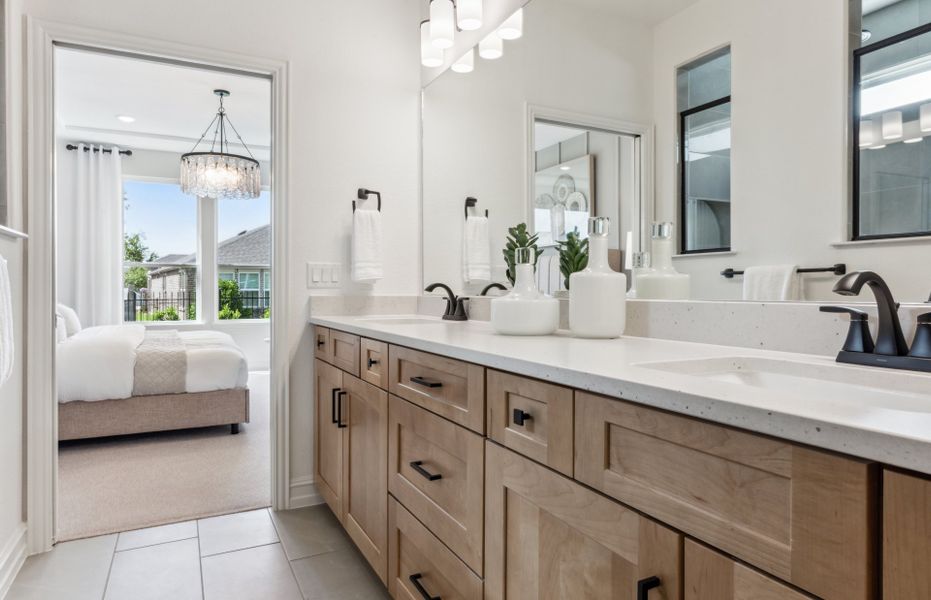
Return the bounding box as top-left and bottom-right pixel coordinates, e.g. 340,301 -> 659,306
310,315 -> 931,475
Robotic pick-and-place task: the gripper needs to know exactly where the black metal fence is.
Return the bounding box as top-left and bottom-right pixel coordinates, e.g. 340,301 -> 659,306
123,290 -> 270,321
238,291 -> 271,319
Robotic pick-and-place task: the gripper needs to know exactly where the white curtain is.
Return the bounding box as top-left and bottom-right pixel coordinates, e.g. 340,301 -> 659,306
56,143 -> 124,328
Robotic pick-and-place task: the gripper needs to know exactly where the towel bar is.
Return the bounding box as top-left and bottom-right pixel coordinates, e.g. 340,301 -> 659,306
721,263 -> 847,279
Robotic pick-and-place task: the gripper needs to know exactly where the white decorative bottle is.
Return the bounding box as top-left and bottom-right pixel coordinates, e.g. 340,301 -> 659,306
491,247 -> 559,336
569,217 -> 626,338
636,222 -> 690,300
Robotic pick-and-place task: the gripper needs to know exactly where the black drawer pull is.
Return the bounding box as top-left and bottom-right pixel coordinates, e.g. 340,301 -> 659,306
409,460 -> 442,481
637,576 -> 661,600
512,409 -> 533,426
410,376 -> 443,389
367,357 -> 380,369
409,573 -> 440,600
337,391 -> 348,429
316,338 -> 325,348
330,388 -> 341,425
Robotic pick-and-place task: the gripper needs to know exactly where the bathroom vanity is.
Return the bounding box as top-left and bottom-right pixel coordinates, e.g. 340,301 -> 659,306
310,316 -> 931,600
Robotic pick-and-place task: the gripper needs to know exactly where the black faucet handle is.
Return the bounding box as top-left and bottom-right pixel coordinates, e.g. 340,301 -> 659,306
449,297 -> 469,321
821,305 -> 874,353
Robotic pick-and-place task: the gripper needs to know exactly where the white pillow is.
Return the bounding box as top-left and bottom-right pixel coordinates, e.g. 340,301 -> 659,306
56,304 -> 82,337
55,315 -> 67,343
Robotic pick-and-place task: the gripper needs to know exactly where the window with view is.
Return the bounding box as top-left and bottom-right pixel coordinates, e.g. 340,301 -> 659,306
123,180 -> 198,321
678,47 -> 732,253
217,191 -> 271,320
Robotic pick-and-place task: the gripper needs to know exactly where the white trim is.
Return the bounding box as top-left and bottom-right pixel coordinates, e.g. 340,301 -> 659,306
0,225 -> 28,240
0,524 -> 27,598
831,235 -> 931,247
25,18 -> 292,554
288,477 -> 323,510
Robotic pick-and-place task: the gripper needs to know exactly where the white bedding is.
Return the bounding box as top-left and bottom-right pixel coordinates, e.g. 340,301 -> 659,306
57,325 -> 249,403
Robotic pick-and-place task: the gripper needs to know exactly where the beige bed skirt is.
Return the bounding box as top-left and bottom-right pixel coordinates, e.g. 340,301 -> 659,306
59,388 -> 250,441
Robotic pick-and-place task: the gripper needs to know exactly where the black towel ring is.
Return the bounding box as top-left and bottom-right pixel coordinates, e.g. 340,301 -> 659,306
464,197 -> 488,219
353,188 -> 381,212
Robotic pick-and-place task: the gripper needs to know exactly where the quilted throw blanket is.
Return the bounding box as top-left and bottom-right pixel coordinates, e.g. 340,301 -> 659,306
132,329 -> 188,396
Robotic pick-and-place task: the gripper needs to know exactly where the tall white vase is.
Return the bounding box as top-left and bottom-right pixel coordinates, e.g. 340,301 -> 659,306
569,217 -> 626,338
491,248 -> 559,336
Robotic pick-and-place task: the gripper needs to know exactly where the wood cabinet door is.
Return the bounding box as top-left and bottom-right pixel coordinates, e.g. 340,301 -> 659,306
314,327 -> 330,362
314,359 -> 344,519
341,374 -> 388,583
328,330 -> 361,377
360,338 -> 389,389
884,469 -> 931,599
485,442 -> 682,600
685,540 -> 811,600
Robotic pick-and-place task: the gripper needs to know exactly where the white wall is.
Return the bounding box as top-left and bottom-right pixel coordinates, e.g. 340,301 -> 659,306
654,0 -> 931,302
9,0 -> 423,514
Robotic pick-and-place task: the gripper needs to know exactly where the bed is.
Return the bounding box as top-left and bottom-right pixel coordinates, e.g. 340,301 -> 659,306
56,310 -> 250,441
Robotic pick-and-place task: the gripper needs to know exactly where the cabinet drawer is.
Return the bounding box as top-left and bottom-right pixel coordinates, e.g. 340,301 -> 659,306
884,469 -> 931,599
388,497 -> 482,600
388,345 -> 485,433
686,540 -> 812,600
360,338 -> 388,389
575,392 -> 876,600
313,326 -> 330,362
327,330 -> 360,376
487,369 -> 573,476
388,395 -> 484,575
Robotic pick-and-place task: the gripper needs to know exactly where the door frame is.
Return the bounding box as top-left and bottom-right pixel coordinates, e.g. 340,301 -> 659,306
25,17 -> 291,554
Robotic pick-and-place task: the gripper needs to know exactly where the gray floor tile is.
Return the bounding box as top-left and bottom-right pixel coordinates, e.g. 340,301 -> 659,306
198,508 -> 279,557
116,520 -> 198,552
11,534 -> 116,599
291,547 -> 388,600
269,505 -> 351,561
202,543 -> 302,600
104,538 -> 202,600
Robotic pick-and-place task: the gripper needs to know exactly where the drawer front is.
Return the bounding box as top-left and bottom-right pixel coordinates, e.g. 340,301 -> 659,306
575,392 -> 876,600
388,395 -> 484,574
685,540 -> 812,600
314,326 -> 330,362
487,369 -> 573,476
328,330 -> 361,377
360,338 -> 389,389
883,470 -> 931,599
388,345 -> 485,433
388,497 -> 482,600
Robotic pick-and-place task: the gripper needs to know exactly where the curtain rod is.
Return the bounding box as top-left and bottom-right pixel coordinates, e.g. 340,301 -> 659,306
65,143 -> 133,157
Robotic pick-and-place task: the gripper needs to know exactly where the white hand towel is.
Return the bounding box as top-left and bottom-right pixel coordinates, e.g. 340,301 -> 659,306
0,256 -> 13,385
742,264 -> 800,301
351,209 -> 383,283
463,216 -> 491,283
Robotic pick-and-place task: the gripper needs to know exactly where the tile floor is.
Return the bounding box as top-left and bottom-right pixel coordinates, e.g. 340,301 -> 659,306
7,506 -> 389,600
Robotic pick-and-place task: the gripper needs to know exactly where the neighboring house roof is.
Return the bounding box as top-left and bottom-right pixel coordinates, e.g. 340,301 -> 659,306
147,224 -> 270,277
153,253 -> 188,265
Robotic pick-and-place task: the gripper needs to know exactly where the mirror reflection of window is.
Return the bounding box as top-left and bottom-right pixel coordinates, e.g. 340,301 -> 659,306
678,47 -> 732,254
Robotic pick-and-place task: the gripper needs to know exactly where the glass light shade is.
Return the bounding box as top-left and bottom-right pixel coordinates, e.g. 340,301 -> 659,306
921,103 -> 931,132
498,8 -> 523,40
859,120 -> 874,148
180,153 -> 261,199
458,0 -> 483,31
430,0 -> 455,49
452,48 -> 475,73
479,32 -> 503,60
882,111 -> 903,140
420,21 -> 444,67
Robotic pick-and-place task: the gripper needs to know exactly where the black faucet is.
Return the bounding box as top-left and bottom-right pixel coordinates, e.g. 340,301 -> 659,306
479,283 -> 507,296
831,271 -> 908,356
424,283 -> 468,321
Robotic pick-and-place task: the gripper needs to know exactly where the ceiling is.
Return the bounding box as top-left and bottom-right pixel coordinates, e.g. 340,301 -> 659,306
55,47 -> 272,160
560,0 -> 701,25
535,123 -> 589,151
863,0 -> 903,15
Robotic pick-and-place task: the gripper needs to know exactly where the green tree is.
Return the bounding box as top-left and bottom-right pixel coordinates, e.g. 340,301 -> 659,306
123,233 -> 158,291
218,278 -> 244,319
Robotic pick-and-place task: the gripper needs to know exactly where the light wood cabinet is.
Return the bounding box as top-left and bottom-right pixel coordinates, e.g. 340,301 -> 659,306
884,469 -> 931,599
387,497 -> 482,600
314,359 -> 344,518
360,338 -> 389,389
485,442 -> 682,600
388,395 -> 484,575
314,325 -> 361,376
388,345 -> 485,433
685,540 -> 811,600
486,369 -> 574,476
574,392 -> 877,600
314,326 -> 330,362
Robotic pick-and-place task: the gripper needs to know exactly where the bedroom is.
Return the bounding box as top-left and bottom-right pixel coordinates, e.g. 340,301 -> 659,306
53,47 -> 273,541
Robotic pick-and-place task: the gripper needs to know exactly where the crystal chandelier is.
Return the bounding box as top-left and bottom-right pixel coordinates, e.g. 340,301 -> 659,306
180,89 -> 261,199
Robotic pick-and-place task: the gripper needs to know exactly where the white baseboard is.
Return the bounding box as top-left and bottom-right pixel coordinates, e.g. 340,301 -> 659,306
288,476 -> 323,510
0,524 -> 27,599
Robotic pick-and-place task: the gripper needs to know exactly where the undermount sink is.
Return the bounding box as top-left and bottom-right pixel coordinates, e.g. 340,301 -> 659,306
634,356 -> 931,413
354,316 -> 444,326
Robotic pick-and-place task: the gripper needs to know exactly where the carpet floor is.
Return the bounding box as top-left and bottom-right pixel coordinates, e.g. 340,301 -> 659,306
57,372 -> 271,542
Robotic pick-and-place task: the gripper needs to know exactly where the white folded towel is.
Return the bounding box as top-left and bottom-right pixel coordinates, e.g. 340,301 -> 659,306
0,256 -> 13,385
463,216 -> 491,283
351,209 -> 383,283
742,264 -> 800,301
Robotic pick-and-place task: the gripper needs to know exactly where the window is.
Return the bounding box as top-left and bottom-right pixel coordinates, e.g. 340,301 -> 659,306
122,180 -> 198,321
678,47 -> 732,253
853,5 -> 931,239
238,272 -> 260,291
217,191 -> 271,319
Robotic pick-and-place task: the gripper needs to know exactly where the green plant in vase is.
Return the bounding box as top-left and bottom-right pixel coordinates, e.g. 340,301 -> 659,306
557,229 -> 589,290
503,223 -> 541,286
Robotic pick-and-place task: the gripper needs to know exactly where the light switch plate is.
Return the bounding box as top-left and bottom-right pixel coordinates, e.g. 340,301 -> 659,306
307,262 -> 342,288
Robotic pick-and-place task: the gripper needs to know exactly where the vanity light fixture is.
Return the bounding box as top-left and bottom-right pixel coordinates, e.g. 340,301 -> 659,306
861,29 -> 872,42
421,20 -> 444,67
920,103 -> 931,132
452,48 -> 475,73
882,110 -> 903,140
497,8 -> 524,40
859,119 -> 875,148
479,32 -> 503,60
430,0 -> 456,49
180,89 -> 261,200
457,0 -> 483,31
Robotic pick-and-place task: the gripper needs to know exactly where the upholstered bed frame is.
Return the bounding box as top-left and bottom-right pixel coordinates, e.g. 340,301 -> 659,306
59,388 -> 250,441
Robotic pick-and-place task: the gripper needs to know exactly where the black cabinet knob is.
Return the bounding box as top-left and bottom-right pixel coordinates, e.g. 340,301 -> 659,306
367,357 -> 380,369
512,409 -> 533,427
